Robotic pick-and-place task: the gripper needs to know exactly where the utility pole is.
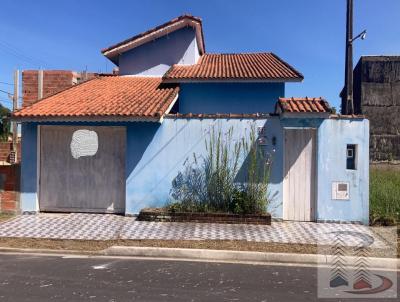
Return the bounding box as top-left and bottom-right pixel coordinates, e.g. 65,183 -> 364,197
344,0 -> 354,115
344,0 -> 367,115
38,69 -> 43,100
12,70 -> 19,163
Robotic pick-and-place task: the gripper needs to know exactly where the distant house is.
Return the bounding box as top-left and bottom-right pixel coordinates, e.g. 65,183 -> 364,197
341,56 -> 400,162
13,15 -> 370,224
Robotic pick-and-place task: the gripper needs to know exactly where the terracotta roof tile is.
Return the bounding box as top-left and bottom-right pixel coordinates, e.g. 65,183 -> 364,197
13,76 -> 179,121
276,97 -> 332,113
163,53 -> 303,82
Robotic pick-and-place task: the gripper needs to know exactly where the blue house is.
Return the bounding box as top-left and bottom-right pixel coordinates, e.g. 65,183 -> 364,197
13,15 -> 370,224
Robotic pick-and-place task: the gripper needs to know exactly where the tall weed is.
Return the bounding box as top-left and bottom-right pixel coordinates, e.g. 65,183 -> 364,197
169,125 -> 272,215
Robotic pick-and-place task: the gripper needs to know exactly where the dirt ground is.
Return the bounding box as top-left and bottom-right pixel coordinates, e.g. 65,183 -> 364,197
0,237 -> 396,258
371,163 -> 400,171
0,214 -> 15,223
0,238 -> 316,253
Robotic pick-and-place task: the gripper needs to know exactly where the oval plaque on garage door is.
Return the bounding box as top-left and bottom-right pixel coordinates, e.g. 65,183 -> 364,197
70,129 -> 99,159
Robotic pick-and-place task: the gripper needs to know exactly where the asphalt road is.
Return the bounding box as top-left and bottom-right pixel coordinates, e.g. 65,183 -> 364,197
0,253 -> 398,302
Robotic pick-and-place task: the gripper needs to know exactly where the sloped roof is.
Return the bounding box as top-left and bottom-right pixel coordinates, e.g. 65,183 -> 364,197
13,76 -> 179,122
102,15 -> 205,65
276,97 -> 332,114
163,53 -> 303,82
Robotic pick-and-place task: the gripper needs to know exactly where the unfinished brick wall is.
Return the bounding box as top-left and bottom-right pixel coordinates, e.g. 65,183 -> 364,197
22,70 -> 79,107
22,70 -> 99,107
0,142 -> 21,163
344,56 -> 400,162
0,164 -> 20,214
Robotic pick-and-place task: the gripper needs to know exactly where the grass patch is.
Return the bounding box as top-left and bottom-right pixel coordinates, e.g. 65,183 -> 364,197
0,213 -> 15,223
370,165 -> 400,225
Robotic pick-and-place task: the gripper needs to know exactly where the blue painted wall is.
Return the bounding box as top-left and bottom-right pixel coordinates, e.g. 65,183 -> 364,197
20,117 -> 369,224
20,119 -> 282,216
178,83 -> 285,114
278,117 -> 370,224
316,118 -> 370,224
119,27 -> 200,76
125,118 -> 283,215
20,123 -> 38,212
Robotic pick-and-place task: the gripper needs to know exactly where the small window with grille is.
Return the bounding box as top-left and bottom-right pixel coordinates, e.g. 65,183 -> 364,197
346,144 -> 357,170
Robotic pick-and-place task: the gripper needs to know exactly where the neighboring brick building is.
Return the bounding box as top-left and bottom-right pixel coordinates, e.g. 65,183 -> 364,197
0,164 -> 20,214
22,70 -> 98,107
342,56 -> 400,162
0,142 -> 20,213
0,142 -> 20,164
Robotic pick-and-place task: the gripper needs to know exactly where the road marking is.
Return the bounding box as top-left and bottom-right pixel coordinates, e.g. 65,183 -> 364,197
92,263 -> 111,270
0,252 -> 398,272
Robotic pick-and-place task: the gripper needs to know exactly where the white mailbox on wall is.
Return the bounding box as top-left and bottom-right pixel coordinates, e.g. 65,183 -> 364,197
332,182 -> 350,200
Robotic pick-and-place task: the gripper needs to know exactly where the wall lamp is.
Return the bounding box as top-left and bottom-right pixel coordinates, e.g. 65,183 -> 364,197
350,30 -> 367,43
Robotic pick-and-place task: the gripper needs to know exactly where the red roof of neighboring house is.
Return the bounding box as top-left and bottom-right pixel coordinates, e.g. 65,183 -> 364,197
276,97 -> 332,113
13,76 -> 179,122
163,53 -> 303,82
102,15 -> 205,65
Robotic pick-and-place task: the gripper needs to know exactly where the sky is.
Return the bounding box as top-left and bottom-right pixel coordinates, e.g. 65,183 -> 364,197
0,0 -> 399,110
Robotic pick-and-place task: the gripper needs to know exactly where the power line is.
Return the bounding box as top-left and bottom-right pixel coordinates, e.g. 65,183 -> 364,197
0,81 -> 13,86
0,40 -> 52,68
0,40 -> 48,66
0,44 -> 39,67
0,89 -> 12,96
0,89 -> 22,100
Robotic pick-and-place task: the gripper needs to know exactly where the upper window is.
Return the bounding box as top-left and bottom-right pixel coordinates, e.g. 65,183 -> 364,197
346,144 -> 357,170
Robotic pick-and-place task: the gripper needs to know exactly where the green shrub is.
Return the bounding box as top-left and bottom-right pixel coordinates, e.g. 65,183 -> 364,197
370,166 -> 400,225
0,104 -> 11,142
169,156 -> 208,213
169,125 -> 272,215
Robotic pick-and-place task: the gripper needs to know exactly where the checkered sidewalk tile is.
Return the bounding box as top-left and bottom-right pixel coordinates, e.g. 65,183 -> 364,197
0,214 -> 387,248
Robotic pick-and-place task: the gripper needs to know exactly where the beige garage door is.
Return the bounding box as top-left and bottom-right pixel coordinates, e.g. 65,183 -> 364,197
283,128 -> 316,221
39,126 -> 125,213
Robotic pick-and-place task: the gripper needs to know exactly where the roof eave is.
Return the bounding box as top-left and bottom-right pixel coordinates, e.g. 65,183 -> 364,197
11,115 -> 162,123
161,77 -> 304,84
102,16 -> 205,65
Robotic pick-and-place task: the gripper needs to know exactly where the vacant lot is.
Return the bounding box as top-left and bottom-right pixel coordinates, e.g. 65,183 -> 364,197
370,164 -> 400,225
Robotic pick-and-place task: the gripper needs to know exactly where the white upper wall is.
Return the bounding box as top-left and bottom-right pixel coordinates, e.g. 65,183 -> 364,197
119,27 -> 200,76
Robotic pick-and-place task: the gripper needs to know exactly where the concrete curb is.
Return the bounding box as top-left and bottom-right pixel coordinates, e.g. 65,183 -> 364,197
103,246 -> 322,264
0,247 -> 96,255
0,246 -> 398,270
103,246 -> 400,269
